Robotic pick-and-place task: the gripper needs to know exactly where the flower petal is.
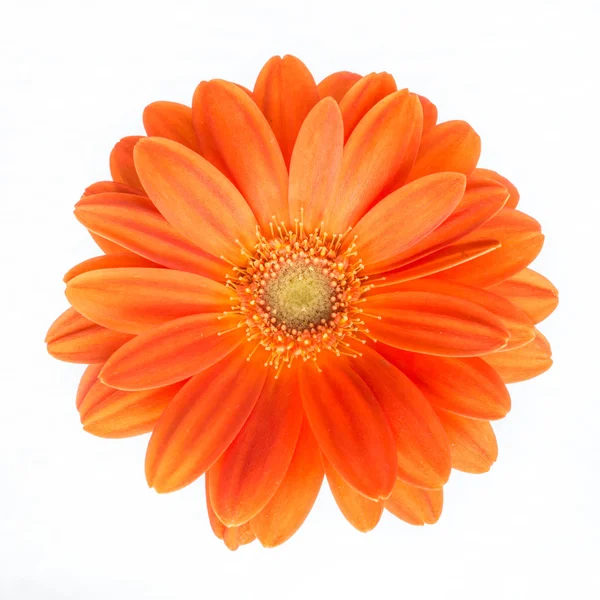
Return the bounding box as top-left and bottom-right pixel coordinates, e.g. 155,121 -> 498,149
353,345 -> 451,489
363,291 -> 510,357
253,54 -> 319,167
323,457 -> 383,532
418,95 -> 438,132
483,329 -> 552,383
288,97 -> 344,230
435,208 -> 544,287
208,374 -> 304,526
385,479 -> 443,525
353,172 -> 466,275
145,345 -> 268,493
46,308 -> 133,364
407,120 -> 481,182
63,254 -> 160,283
100,314 -> 245,390
78,379 -> 184,438
250,419 -> 323,547
142,101 -> 199,152
474,168 -> 520,209
298,360 -> 397,500
192,79 -> 288,229
325,90 -> 423,232
317,71 -> 362,102
133,137 -> 258,263
76,363 -> 103,409
378,346 -> 510,420
75,193 -> 229,280
66,268 -> 231,334
205,474 -> 226,540
490,268 -> 559,324
434,409 -> 498,473
223,523 -> 256,551
339,72 -> 397,142
109,136 -> 145,191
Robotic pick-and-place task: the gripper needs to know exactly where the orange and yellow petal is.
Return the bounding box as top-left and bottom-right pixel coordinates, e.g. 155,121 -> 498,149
142,101 -> 199,152
385,479 -> 443,525
317,71 -> 362,102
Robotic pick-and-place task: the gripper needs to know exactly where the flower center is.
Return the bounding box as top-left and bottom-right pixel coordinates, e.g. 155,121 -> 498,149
228,220 -> 372,374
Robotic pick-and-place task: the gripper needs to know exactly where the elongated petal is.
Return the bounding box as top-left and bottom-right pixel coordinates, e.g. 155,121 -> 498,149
386,279 -> 535,351
192,79 -> 288,229
435,208 -> 544,287
83,181 -> 141,197
109,136 -> 144,191
75,192 -> 229,280
378,346 -> 510,420
385,479 -> 443,525
133,137 -> 258,263
205,474 -> 226,540
363,292 -> 509,357
223,523 -> 256,551
79,380 -> 183,438
254,54 -> 319,167
353,346 -> 451,489
145,345 -> 268,492
323,457 -> 383,532
325,91 -> 423,231
64,254 -> 160,283
474,168 -> 520,208
407,120 -> 481,182
76,363 -> 103,409
299,361 -> 396,500
339,72 -> 397,141
490,268 -> 559,324
66,268 -> 231,334
288,98 -> 343,230
483,329 -> 552,383
434,409 -> 498,473
143,101 -> 199,151
418,95 -> 438,132
250,419 -> 323,547
317,71 -> 362,102
46,308 -> 133,364
100,314 -> 245,390
353,172 -> 465,275
208,374 -> 304,526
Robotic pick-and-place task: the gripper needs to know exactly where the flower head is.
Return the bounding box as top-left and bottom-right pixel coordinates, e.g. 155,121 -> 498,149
46,55 -> 558,549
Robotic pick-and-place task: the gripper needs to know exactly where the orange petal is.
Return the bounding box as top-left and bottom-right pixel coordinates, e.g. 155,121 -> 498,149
435,208 -> 544,288
250,419 -> 324,547
385,479 -> 443,525
407,120 -> 481,182
145,346 -> 268,493
339,72 -> 397,142
298,360 -> 397,500
66,268 -> 231,334
363,291 -> 509,357
378,346 -> 510,420
223,523 -> 256,551
353,172 -> 467,275
109,136 -> 144,191
253,54 -> 319,167
64,254 -> 160,283
434,409 -> 498,473
205,473 -> 226,540
317,71 -> 362,103
483,329 -> 552,383
323,457 -> 383,532
75,192 -> 229,280
142,101 -> 200,152
418,95 -> 438,132
78,379 -> 184,438
385,279 -> 535,351
208,374 -> 304,526
83,181 -> 141,197
490,268 -> 559,324
76,363 -> 103,409
100,313 -> 245,390
46,308 -> 133,364
133,137 -> 258,263
325,90 -> 423,232
288,97 -> 343,230
353,345 -> 451,489
474,168 -> 520,209
192,79 -> 288,229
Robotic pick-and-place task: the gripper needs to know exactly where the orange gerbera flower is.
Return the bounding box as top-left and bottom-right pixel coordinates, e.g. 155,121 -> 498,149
46,55 -> 558,550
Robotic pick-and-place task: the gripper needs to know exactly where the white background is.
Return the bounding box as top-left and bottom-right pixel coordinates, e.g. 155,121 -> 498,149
1,0 -> 598,598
